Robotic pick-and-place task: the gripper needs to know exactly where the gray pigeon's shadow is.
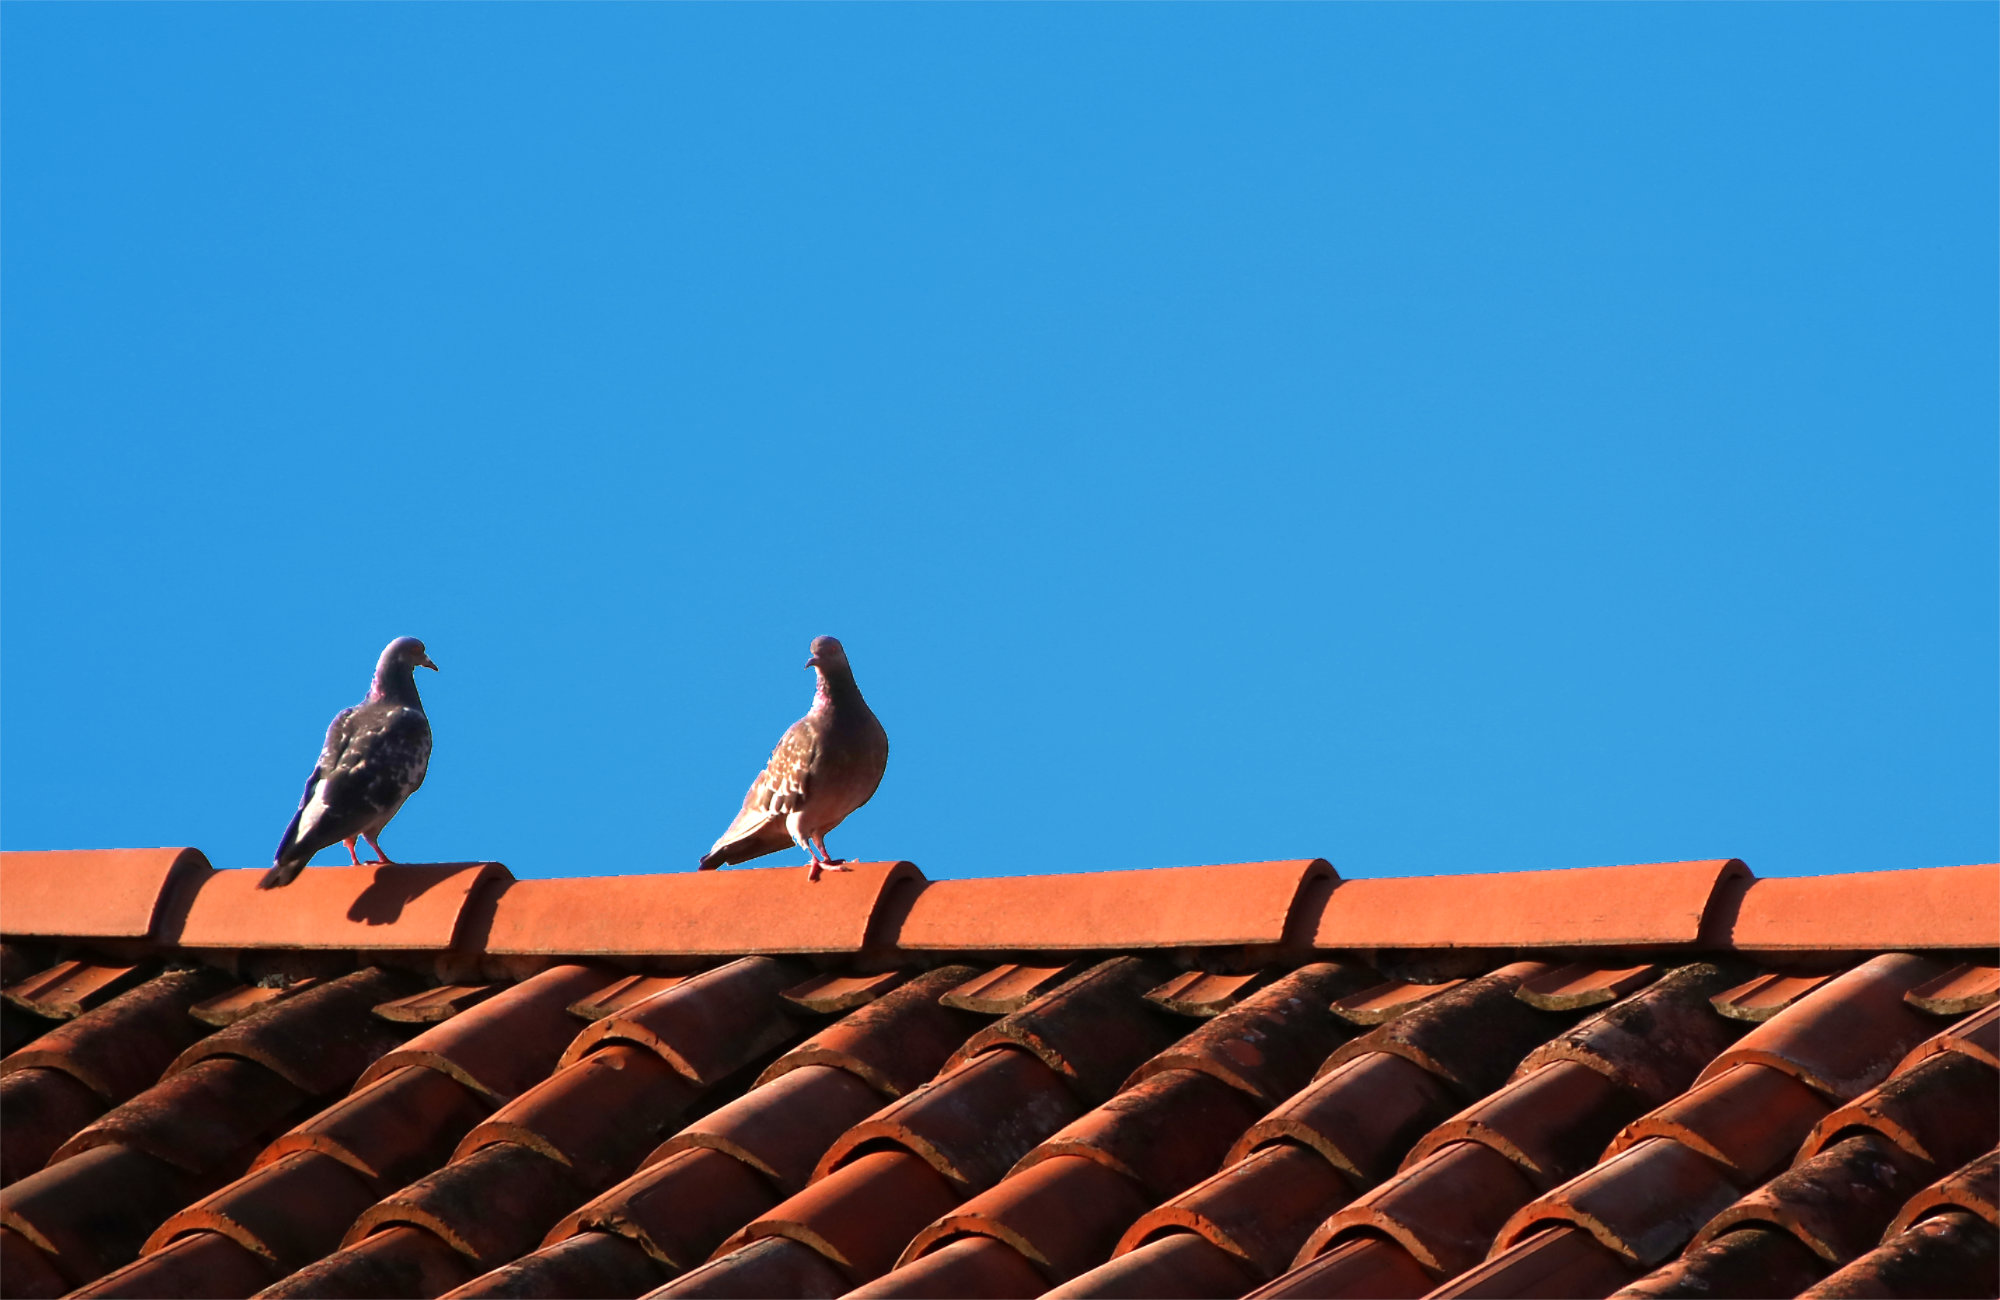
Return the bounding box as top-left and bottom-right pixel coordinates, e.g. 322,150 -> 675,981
346,864 -> 472,926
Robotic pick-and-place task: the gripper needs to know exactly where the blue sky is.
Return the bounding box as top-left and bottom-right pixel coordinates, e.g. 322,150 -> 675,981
3,4 -> 1993,884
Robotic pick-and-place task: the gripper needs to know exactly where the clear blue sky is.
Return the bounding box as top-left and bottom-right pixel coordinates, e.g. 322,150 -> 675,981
4,5 -> 1993,884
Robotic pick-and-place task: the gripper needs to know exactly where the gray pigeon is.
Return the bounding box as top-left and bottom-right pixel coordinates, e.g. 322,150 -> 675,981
262,637 -> 438,889
700,636 -> 889,882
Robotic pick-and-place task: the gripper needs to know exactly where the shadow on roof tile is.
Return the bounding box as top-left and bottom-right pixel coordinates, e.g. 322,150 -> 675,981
0,1224 -> 70,1300
1613,1223 -> 1826,1299
439,1229 -> 667,1299
1246,1233 -> 1436,1299
1430,1223 -> 1644,1299
645,1235 -> 848,1299
70,1228 -> 276,1300
1,1068 -> 106,1188
1044,1231 -> 1257,1299
1796,1210 -> 2000,1300
259,1223 -> 476,1300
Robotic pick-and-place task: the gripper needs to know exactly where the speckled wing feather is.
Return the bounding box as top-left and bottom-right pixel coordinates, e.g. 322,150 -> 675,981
265,701 -> 431,887
700,716 -> 823,868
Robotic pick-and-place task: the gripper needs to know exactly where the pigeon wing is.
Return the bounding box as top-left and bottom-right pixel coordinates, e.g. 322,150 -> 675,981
700,717 -> 819,868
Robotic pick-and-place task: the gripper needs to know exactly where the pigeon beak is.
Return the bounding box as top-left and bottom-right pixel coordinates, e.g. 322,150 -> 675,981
420,656 -> 440,672
805,657 -> 820,670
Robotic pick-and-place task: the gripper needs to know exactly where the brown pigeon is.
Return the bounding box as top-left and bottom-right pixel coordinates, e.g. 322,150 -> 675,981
700,636 -> 889,882
262,637 -> 438,889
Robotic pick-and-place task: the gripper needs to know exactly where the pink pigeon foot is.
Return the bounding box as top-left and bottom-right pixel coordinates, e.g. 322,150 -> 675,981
345,839 -> 364,866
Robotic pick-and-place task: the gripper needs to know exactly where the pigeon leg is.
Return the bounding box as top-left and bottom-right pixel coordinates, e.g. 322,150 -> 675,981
788,816 -> 830,883
344,838 -> 364,866
809,834 -> 852,871
362,833 -> 396,865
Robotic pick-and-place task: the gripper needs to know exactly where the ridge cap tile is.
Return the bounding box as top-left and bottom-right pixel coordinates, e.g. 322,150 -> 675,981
473,861 -> 921,957
1311,859 -> 1749,949
0,849 -> 212,941
1715,863 -> 2000,951
892,860 -> 1334,952
166,862 -> 511,952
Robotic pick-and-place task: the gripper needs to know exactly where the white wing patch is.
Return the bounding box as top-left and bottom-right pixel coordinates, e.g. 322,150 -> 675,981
294,779 -> 334,845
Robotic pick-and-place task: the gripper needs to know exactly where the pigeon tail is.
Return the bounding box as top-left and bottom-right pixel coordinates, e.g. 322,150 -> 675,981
259,856 -> 308,890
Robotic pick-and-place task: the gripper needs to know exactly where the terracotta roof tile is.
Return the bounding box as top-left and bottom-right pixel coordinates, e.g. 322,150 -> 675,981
1896,1000 -> 1999,1074
373,983 -> 498,1024
1714,863 -> 2000,951
259,1224 -> 477,1299
3,960 -> 149,1020
472,861 -> 920,957
1492,1137 -> 1745,1268
1145,970 -> 1272,1017
944,957 -> 1185,1105
1612,1224 -> 1827,1298
70,1227 -> 276,1299
900,1154 -> 1151,1283
1691,1131 -> 1937,1264
851,1232 -> 1050,1299
816,1046 -> 1085,1190
0,849 -> 210,940
1694,952 -> 1948,1099
1711,970 -> 1839,1022
455,1043 -> 701,1188
0,1224 -> 69,1300
189,979 -> 320,1027
1308,1140 -> 1541,1278
439,1229 -> 667,1299
1515,963 -> 1661,1012
350,1139 -> 592,1271
3,850 -> 1995,1299
169,863 -> 510,951
50,1055 -> 308,1174
1310,860 -> 1748,949
1796,1209 -> 2000,1299
721,1148 -> 961,1285
1886,1147 -> 1998,1237
1246,1232 -> 1438,1299
1328,977 -> 1465,1025
357,962 -> 612,1103
894,861 -> 1333,952
1,968 -> 229,1105
1605,1061 -> 1833,1178
568,973 -> 691,1021
1045,1231 -> 1257,1299
647,1234 -> 850,1298
1430,1224 -> 1642,1299
255,1063 -> 490,1189
1511,961 -> 1746,1106
1796,1051 -> 1999,1169
552,1146 -> 780,1270
1120,1141 -> 1354,1279
1124,964 -> 1369,1103
1016,1069 -> 1262,1200
1315,961 -> 1567,1097
556,956 -> 813,1083
1904,962 -> 2000,1015
0,1068 -> 105,1187
780,970 -> 904,1015
941,963 -> 1087,1014
1403,1060 -> 1647,1190
758,964 -> 984,1097
649,1063 -> 881,1195
145,1148 -> 377,1274
1231,1050 -> 1459,1181
165,966 -> 422,1098
1,1142 -> 212,1288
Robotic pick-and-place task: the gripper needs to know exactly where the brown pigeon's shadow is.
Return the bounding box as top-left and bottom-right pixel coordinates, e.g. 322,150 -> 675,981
346,864 -> 473,926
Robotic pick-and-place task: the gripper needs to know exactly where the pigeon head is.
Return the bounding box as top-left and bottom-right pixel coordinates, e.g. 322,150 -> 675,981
806,636 -> 848,671
381,637 -> 440,674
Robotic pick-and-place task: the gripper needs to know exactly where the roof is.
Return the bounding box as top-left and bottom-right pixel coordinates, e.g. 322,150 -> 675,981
0,848 -> 1994,1300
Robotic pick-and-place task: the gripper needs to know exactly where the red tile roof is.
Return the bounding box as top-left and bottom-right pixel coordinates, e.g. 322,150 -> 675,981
0,848 -> 1993,1300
